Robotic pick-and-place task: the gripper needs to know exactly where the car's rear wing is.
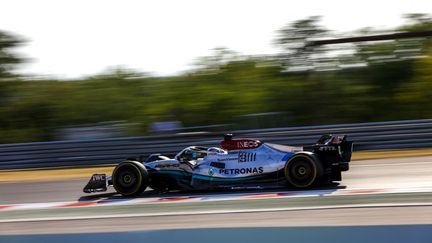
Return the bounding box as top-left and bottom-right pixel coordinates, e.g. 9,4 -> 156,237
312,135 -> 353,163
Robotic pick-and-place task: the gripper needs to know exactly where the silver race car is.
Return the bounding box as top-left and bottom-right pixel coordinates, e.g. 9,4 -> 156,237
84,134 -> 353,196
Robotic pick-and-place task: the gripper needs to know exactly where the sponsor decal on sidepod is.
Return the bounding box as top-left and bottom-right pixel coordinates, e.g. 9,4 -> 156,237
219,167 -> 264,175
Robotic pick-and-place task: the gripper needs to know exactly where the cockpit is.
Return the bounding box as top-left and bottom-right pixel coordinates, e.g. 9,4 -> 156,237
175,146 -> 226,164
176,146 -> 208,163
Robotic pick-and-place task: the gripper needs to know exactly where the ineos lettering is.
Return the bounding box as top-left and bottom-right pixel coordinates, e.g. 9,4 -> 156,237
237,141 -> 259,148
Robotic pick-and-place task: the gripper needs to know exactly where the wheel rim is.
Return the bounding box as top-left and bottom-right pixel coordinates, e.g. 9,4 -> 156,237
118,171 -> 136,187
124,174 -> 132,183
297,166 -> 307,175
291,161 -> 312,180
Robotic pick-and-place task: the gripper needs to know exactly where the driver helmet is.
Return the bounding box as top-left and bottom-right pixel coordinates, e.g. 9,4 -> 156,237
183,150 -> 195,160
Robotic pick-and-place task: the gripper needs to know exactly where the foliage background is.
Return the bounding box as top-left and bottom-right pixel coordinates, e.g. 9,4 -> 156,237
0,15 -> 431,143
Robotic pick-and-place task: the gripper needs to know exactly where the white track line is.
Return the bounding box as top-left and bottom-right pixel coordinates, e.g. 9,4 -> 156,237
1,202 -> 432,223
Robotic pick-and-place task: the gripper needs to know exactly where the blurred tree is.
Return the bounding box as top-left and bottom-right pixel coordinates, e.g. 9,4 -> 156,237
400,13 -> 432,32
347,13 -> 432,120
354,14 -> 432,64
275,16 -> 329,71
0,30 -> 25,80
0,31 -> 27,142
192,47 -> 240,74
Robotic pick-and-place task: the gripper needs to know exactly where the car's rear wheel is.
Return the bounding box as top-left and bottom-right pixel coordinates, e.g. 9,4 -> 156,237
284,153 -> 323,188
112,161 -> 149,196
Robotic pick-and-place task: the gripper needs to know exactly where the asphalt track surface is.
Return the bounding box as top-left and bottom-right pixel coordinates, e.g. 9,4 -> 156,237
2,156 -> 432,204
1,156 -> 432,235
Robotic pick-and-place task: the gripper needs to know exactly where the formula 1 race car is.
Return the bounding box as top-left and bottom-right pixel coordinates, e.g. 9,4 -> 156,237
84,134 -> 353,196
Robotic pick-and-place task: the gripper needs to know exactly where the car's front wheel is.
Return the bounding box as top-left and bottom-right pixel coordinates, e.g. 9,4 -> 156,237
284,153 -> 323,188
112,161 -> 149,196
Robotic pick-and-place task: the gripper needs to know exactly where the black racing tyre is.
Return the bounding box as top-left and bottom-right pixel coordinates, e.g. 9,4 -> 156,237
284,153 -> 323,188
112,161 -> 149,196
